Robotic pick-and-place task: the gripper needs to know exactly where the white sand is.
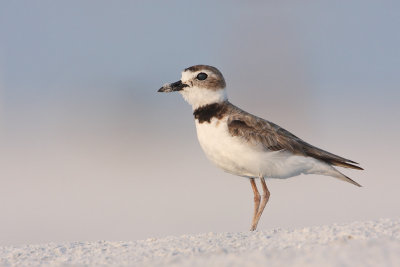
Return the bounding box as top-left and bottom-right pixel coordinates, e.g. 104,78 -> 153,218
1,218 -> 399,267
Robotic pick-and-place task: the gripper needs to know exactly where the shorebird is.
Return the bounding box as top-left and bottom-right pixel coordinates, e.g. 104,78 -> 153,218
158,65 -> 363,231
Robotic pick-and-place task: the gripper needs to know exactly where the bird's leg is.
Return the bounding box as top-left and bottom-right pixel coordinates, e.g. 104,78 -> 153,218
253,177 -> 270,230
250,178 -> 261,231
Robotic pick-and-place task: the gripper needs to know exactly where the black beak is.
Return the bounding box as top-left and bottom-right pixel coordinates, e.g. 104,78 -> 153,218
158,80 -> 188,93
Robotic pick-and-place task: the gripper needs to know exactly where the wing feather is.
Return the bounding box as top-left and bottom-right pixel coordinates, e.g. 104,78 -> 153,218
226,104 -> 363,170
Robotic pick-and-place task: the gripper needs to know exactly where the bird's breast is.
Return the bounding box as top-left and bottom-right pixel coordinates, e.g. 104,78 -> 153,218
194,117 -> 263,177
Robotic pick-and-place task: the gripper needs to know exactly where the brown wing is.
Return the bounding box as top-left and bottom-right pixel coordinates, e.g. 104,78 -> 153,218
226,105 -> 363,170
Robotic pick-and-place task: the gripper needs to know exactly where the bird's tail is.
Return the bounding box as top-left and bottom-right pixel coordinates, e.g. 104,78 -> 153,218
330,159 -> 364,171
331,168 -> 362,187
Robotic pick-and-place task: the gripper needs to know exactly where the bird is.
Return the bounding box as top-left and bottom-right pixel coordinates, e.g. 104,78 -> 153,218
158,65 -> 363,231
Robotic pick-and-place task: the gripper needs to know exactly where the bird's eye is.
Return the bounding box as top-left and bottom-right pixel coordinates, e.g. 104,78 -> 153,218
196,72 -> 208,80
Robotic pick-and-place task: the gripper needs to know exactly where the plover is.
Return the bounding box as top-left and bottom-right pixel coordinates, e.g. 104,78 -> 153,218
158,65 -> 363,231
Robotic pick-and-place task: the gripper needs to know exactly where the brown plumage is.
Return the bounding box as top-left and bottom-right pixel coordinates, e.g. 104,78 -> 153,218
193,102 -> 228,124
225,102 -> 363,171
185,65 -> 226,90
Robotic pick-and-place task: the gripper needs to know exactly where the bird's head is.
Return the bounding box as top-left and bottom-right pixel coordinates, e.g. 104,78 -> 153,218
158,65 -> 227,110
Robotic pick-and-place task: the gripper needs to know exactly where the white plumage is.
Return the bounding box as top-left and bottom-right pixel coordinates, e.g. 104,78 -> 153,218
195,115 -> 342,180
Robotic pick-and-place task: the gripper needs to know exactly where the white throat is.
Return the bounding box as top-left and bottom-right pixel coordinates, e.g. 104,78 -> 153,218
180,87 -> 228,110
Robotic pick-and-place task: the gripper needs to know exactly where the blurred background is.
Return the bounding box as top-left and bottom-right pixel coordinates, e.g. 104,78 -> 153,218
0,0 -> 399,245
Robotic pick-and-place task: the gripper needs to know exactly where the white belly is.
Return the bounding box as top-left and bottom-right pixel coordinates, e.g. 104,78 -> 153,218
195,118 -> 335,179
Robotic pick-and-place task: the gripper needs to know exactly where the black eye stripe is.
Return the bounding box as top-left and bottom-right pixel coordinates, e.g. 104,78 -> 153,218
196,72 -> 208,80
